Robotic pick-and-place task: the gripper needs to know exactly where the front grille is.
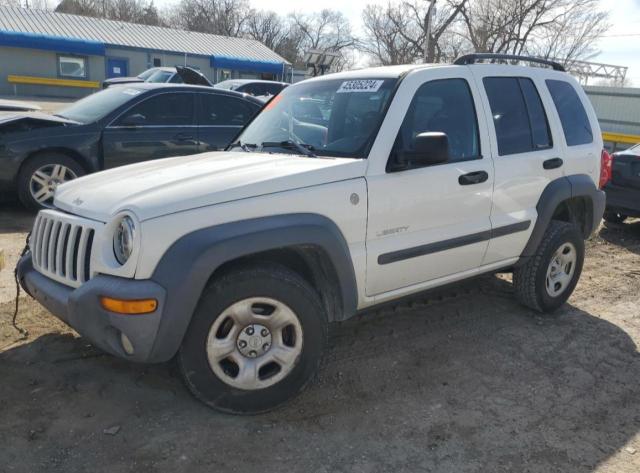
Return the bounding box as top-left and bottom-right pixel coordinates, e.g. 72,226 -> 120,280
30,210 -> 102,288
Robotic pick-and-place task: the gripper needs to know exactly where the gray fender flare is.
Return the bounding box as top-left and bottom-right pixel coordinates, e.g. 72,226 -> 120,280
148,213 -> 358,362
520,174 -> 605,259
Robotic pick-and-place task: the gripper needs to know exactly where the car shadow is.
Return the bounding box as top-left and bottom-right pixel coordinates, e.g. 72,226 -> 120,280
598,218 -> 640,255
1,276 -> 639,472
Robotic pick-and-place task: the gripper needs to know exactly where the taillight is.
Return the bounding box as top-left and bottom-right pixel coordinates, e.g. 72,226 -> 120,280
599,149 -> 613,188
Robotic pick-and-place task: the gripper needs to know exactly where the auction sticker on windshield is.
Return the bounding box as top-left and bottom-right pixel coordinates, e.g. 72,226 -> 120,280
337,80 -> 384,93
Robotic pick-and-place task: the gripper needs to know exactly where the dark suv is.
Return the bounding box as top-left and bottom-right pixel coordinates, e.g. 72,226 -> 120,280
603,143 -> 640,223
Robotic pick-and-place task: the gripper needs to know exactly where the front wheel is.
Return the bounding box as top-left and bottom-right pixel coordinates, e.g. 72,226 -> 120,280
178,264 -> 327,414
17,153 -> 85,211
514,221 -> 585,313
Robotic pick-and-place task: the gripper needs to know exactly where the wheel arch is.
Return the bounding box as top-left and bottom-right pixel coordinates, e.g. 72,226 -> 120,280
148,213 -> 358,362
519,174 -> 605,261
16,147 -> 96,183
211,245 -> 345,324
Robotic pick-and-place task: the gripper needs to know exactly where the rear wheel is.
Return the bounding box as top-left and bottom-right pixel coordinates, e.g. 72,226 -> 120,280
603,211 -> 627,224
178,264 -> 327,414
17,153 -> 85,211
514,221 -> 584,313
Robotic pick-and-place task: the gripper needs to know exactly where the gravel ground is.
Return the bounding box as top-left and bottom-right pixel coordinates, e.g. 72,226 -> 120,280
1,206 -> 639,473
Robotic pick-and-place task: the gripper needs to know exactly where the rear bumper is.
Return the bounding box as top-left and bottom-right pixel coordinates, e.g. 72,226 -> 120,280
604,184 -> 640,217
17,254 -> 168,362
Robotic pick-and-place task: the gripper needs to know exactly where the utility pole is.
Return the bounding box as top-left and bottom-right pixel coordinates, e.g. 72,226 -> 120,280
424,1 -> 436,63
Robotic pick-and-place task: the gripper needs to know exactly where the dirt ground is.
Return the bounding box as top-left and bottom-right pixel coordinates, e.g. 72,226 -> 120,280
1,204 -> 639,473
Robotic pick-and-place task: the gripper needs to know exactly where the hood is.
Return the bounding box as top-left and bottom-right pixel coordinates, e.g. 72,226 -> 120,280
0,99 -> 41,112
176,66 -> 214,87
0,111 -> 79,126
54,151 -> 366,222
0,112 -> 80,135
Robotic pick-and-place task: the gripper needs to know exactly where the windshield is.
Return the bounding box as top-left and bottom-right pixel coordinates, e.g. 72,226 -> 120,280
232,78 -> 397,158
146,69 -> 174,83
137,68 -> 158,80
56,87 -> 144,123
216,80 -> 239,90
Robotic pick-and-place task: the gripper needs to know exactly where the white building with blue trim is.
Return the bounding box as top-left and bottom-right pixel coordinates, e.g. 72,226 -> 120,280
0,6 -> 290,98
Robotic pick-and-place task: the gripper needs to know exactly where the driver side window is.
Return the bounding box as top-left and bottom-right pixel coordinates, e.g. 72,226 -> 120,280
391,78 -> 480,166
115,93 -> 194,127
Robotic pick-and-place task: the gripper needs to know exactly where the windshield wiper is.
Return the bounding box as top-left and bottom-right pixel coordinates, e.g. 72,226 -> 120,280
228,141 -> 257,152
260,140 -> 316,157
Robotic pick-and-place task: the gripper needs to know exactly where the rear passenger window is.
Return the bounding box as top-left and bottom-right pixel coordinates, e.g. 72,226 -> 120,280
198,94 -> 256,126
483,77 -> 552,155
520,79 -> 552,149
116,93 -> 193,126
546,79 -> 593,146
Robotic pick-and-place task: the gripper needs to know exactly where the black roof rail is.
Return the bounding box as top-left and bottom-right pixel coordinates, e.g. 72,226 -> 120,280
453,53 -> 565,72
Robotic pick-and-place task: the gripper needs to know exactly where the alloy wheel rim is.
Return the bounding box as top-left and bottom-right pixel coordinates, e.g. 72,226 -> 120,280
29,164 -> 77,207
545,242 -> 577,298
206,297 -> 303,390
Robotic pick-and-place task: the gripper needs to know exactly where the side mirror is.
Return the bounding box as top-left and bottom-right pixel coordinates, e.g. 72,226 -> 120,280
120,113 -> 146,127
412,132 -> 450,166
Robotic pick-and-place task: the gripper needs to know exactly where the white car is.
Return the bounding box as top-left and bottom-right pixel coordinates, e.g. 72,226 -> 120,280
18,54 -> 607,414
214,79 -> 288,97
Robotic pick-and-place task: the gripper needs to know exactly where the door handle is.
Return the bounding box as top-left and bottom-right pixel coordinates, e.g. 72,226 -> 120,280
459,171 -> 489,186
543,157 -> 563,170
173,132 -> 194,142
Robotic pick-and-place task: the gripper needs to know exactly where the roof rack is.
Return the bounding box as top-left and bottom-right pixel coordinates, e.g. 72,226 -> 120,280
453,54 -> 565,72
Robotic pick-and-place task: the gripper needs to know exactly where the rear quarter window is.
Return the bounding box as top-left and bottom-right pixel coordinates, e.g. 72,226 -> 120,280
546,79 -> 593,146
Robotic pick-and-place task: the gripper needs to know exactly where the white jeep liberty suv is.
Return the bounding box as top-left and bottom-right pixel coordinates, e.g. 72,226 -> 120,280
18,54 -> 608,414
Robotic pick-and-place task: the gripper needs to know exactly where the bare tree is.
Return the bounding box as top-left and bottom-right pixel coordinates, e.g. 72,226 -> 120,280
55,0 -> 164,25
108,0 -> 145,22
361,0 -> 467,65
245,10 -> 303,63
405,0 -> 467,62
169,0 -> 251,36
55,0 -> 102,16
458,0 -> 609,63
362,0 -> 609,66
361,2 -> 421,65
290,9 -> 358,70
523,0 -> 609,65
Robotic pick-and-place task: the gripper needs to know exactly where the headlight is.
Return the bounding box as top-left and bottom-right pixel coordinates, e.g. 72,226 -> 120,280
113,216 -> 135,265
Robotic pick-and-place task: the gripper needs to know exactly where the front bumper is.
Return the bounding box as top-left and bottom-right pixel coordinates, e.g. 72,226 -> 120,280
17,254 -> 167,362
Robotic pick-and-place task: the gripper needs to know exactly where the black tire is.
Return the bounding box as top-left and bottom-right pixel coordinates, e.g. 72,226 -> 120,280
17,153 -> 86,211
603,211 -> 627,224
178,263 -> 328,414
513,220 -> 584,313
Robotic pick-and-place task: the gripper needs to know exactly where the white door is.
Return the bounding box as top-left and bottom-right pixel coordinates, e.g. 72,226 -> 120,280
468,66 -> 565,264
365,67 -> 494,297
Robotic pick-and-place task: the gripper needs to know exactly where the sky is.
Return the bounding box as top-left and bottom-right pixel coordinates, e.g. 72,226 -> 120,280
156,0 -> 640,85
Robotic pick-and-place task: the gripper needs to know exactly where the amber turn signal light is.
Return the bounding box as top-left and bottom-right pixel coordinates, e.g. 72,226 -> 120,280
100,297 -> 157,315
